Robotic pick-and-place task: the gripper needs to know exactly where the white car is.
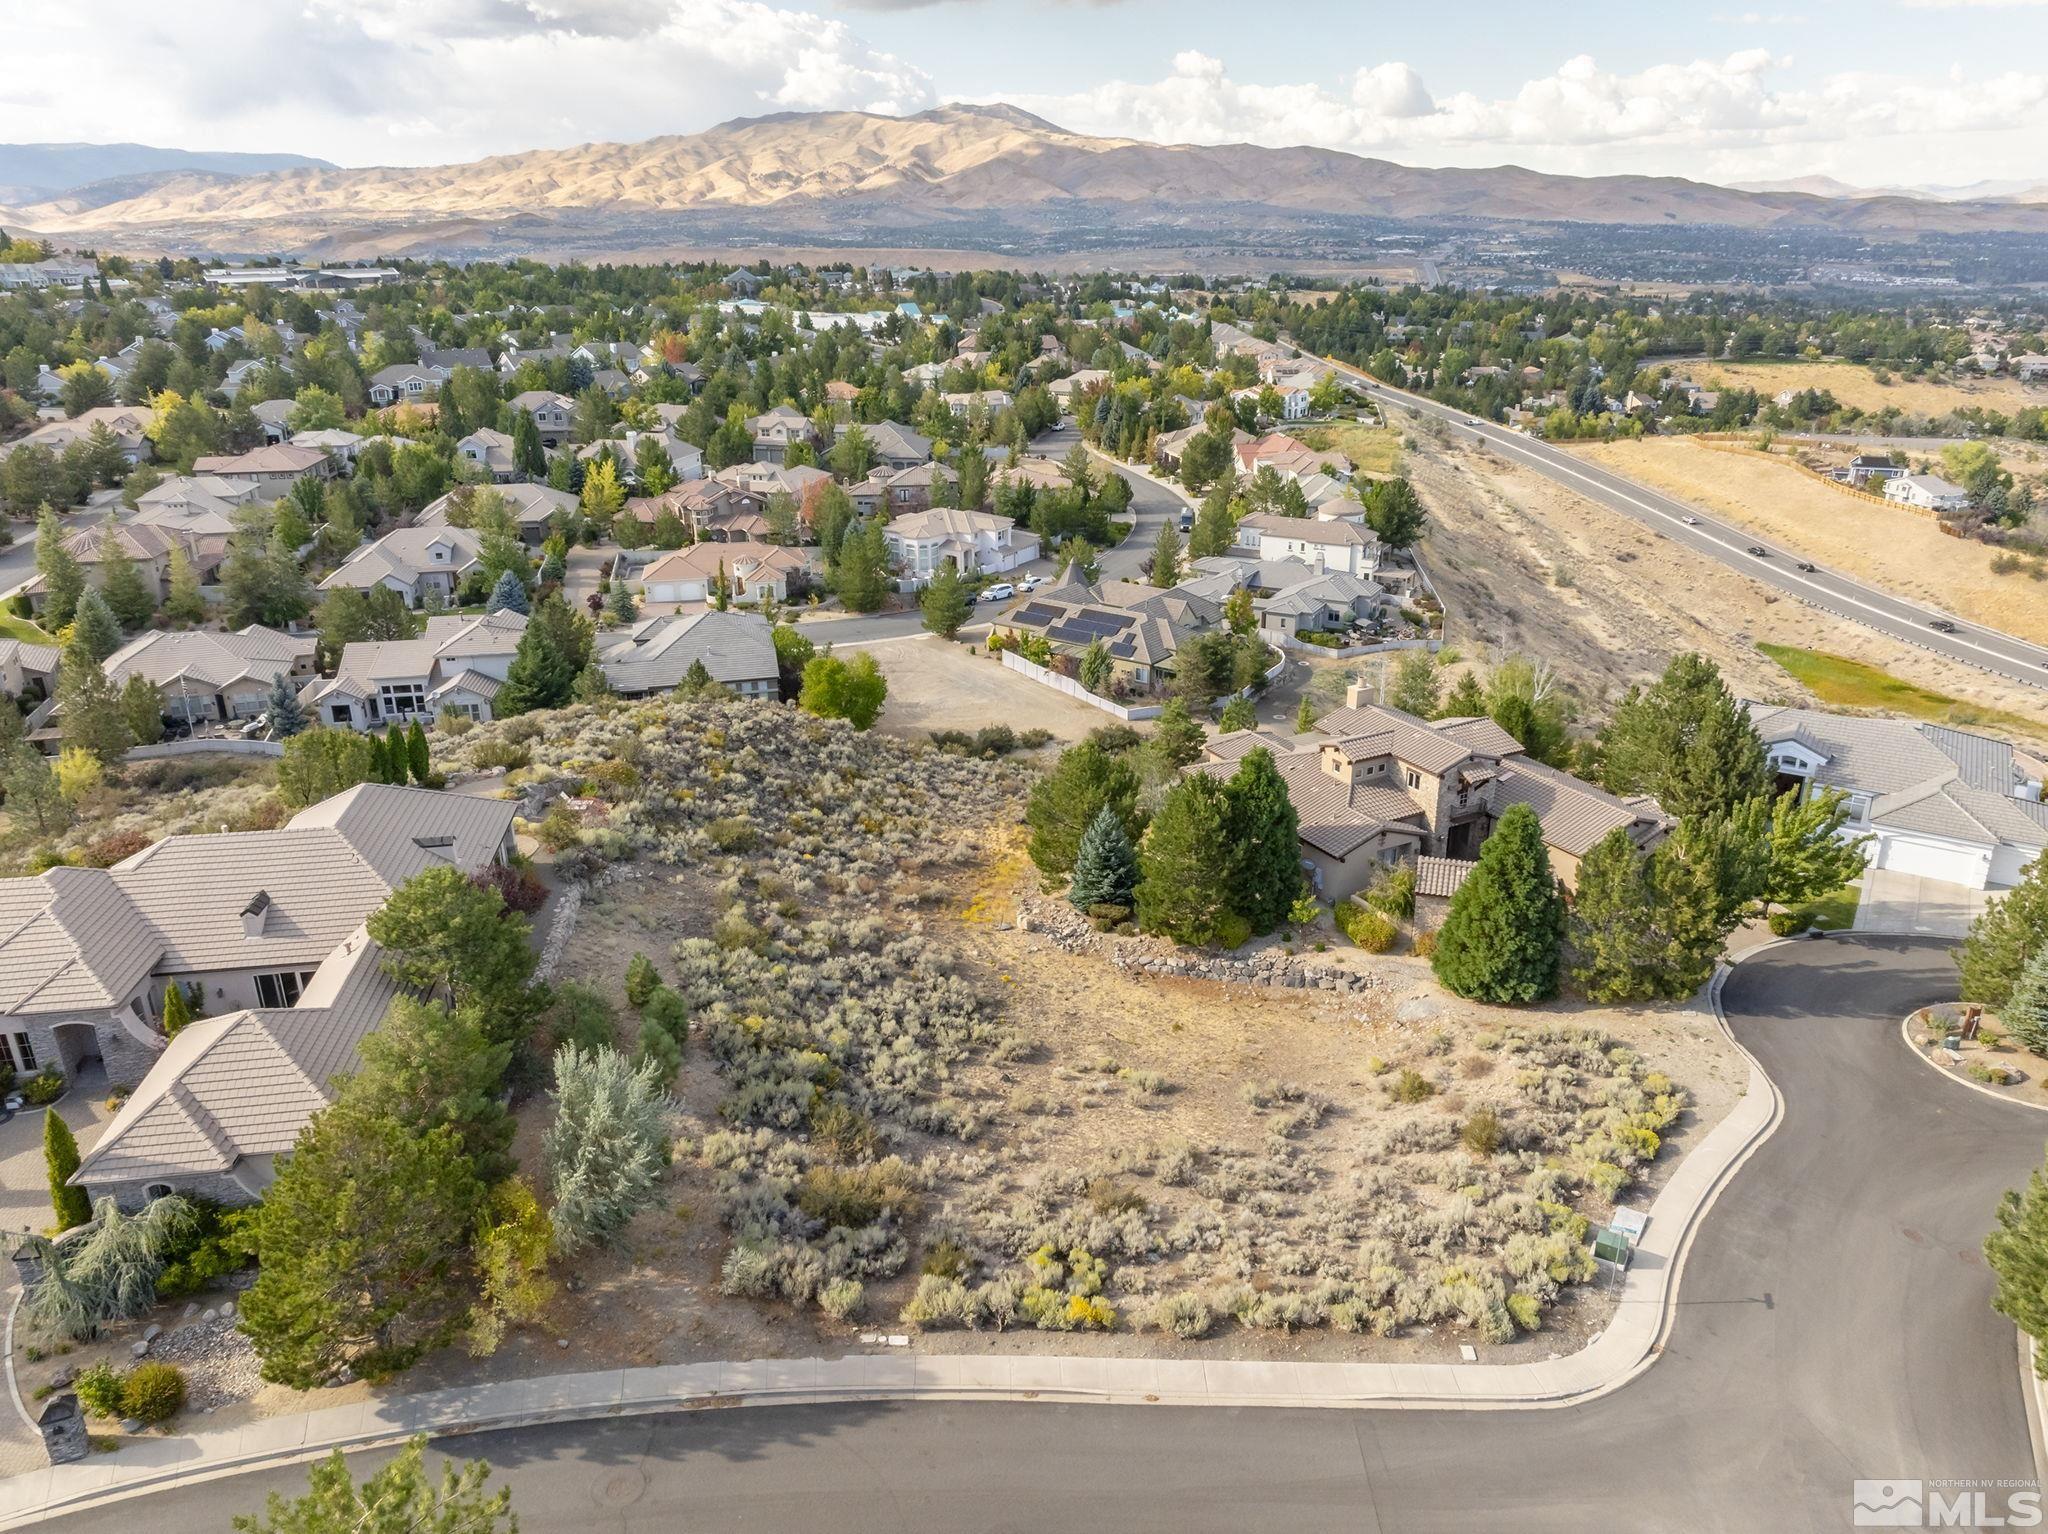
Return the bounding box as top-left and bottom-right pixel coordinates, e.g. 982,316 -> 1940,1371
1681,515 -> 1701,526
1018,575 -> 1042,592
981,582 -> 1016,602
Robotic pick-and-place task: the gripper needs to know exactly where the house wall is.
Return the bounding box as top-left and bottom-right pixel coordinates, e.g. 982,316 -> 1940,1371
85,1163 -> 268,1214
1301,829 -> 1418,904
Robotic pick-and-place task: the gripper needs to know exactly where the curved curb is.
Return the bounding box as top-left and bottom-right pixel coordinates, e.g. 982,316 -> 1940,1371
0,954 -> 1798,1529
1897,1010 -> 2048,1113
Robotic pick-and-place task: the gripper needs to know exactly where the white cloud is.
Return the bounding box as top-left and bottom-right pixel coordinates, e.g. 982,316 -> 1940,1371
972,49 -> 2048,177
0,1 -> 936,165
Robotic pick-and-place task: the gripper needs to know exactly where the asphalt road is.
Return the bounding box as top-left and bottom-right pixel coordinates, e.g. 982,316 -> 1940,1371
53,938 -> 2048,1532
1302,351 -> 2048,691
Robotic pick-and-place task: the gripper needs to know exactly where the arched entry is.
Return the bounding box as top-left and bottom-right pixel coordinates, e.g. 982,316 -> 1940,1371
50,1021 -> 102,1076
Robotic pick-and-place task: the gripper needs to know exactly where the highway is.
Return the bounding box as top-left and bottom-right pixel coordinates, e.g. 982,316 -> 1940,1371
43,939 -> 2047,1532
1301,349 -> 2048,691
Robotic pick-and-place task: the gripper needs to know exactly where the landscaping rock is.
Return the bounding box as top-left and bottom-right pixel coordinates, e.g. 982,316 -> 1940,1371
129,1341 -> 149,1358
120,1418 -> 143,1434
141,1324 -> 161,1342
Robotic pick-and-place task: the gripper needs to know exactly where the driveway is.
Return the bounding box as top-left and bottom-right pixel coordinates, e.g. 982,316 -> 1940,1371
1855,868 -> 1990,938
0,1065 -> 111,1250
43,939 -> 2048,1531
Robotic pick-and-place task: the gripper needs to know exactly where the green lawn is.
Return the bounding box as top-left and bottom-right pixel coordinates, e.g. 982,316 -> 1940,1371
1787,882 -> 1861,933
0,611 -> 53,645
1756,643 -> 2048,744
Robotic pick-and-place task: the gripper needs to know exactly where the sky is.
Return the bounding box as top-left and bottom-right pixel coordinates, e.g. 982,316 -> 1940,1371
3,0 -> 2046,189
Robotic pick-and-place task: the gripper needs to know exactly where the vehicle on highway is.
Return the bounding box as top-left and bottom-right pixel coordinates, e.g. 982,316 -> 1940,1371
1796,562 -> 1816,572
980,582 -> 1015,602
1682,515 -> 1701,526
1747,546 -> 1769,557
1930,618 -> 1958,633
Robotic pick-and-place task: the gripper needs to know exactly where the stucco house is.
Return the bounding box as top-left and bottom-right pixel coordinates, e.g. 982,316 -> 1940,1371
596,611 -> 780,699
1746,704 -> 2047,890
418,482 -> 575,547
306,610 -> 527,730
633,541 -> 812,607
24,520 -> 226,615
882,505 -> 1039,587
319,526 -> 485,608
6,784 -> 521,1209
746,405 -> 818,464
1233,513 -> 1380,577
102,626 -> 317,727
190,442 -> 335,493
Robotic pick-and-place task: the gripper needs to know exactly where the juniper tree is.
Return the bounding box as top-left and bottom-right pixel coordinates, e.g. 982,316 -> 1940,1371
2004,945 -> 2048,1056
1225,747 -> 1302,935
1025,740 -> 1143,880
162,980 -> 194,1036
406,718 -> 430,783
1432,804 -> 1566,1004
543,1043 -> 672,1252
44,1109 -> 91,1231
1568,827 -> 1662,1002
1067,805 -> 1138,913
1135,773 -> 1239,946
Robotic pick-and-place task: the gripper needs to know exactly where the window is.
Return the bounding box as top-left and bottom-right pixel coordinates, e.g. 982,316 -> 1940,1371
1405,769 -> 1421,789
330,704 -> 352,725
378,682 -> 425,717
7,1031 -> 36,1071
255,970 -> 313,1008
0,1034 -> 13,1073
144,1183 -> 174,1202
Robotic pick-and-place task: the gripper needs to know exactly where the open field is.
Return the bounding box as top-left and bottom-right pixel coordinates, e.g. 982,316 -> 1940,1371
846,633 -> 1114,746
1298,420 -> 1404,478
1755,643 -> 2048,743
1568,437 -> 2048,646
1405,432 -> 2048,747
1677,357 -> 2048,417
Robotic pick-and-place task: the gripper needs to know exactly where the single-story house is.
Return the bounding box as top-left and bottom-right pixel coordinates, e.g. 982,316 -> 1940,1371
1885,474 -> 1972,513
191,443 -> 335,492
633,541 -> 812,606
596,611 -> 780,699
102,626 -> 316,726
319,526 -> 484,608
418,482 -> 576,547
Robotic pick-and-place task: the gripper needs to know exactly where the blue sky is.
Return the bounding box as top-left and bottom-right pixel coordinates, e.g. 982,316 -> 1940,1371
3,0 -> 2044,187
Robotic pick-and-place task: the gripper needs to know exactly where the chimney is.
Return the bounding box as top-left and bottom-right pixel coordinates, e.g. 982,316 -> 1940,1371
241,890 -> 272,938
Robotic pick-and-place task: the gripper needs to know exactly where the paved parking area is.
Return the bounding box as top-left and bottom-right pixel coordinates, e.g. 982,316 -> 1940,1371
1852,869 -> 1989,938
0,1066 -> 112,1248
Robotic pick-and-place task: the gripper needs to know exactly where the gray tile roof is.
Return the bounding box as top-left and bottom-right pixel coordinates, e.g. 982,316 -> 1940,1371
1415,856 -> 1477,898
103,625 -> 313,692
596,611 -> 778,694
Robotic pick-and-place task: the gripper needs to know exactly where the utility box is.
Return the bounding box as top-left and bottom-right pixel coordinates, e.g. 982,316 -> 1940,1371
37,1393 -> 88,1465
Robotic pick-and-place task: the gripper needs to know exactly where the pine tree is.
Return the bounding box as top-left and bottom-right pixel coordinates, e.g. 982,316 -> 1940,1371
162,545 -> 205,625
96,518 -> 155,629
1387,651 -> 1440,717
1438,670 -> 1485,718
1225,747 -> 1302,934
162,980 -> 193,1037
1987,1147 -> 2048,1360
1025,741 -> 1143,879
2004,946 -> 2048,1056
44,1109 -> 92,1231
1760,787 -> 1869,917
1961,856 -> 2048,1009
1135,774 -> 1240,946
35,504 -> 84,627
1295,694 -> 1316,733
69,587 -> 122,662
1068,805 -> 1138,913
365,731 -> 389,785
1567,827 -> 1661,1002
338,998 -> 515,1184
1147,698 -> 1206,769
57,639 -> 131,765
116,674 -> 163,745
605,578 -> 638,624
919,560 -> 970,639
406,719 -> 430,784
833,520 -> 892,613
266,671 -> 308,738
1432,804 -> 1566,1004
1217,695 -> 1256,732
1151,520 -> 1182,588
1187,485 -> 1236,560
485,569 -> 530,615
497,605 -> 577,716
1599,653 -> 1770,820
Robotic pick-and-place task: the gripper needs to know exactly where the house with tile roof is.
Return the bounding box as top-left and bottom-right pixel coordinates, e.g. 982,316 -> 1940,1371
596,611 -> 779,699
746,405 -> 818,464
417,481 -> 576,547
319,525 -> 485,608
190,442 -> 336,492
22,518 -> 227,615
102,625 -> 317,727
0,636 -> 61,704
0,783 -> 517,1207
1196,698 -> 1669,903
1745,704 -> 2047,889
306,611 -> 526,731
1233,513 -> 1380,577
631,542 -> 813,608
834,420 -> 932,471
1177,555 -> 1389,639
883,504 -> 1039,587
990,566 -> 1211,688
624,479 -> 769,543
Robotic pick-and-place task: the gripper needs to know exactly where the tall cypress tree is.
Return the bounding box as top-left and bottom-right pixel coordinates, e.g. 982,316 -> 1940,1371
407,719 -> 431,783
1568,827 -> 1661,1002
1135,774 -> 1239,946
384,723 -> 408,783
1432,803 -> 1566,1004
162,980 -> 194,1037
1225,748 -> 1302,935
1068,805 -> 1138,913
44,1110 -> 91,1231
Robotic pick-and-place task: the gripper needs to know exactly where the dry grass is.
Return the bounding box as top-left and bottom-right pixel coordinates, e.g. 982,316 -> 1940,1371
839,633 -> 1112,746
1685,358 -> 2048,418
1570,437 -> 2048,646
1297,420 -> 1405,478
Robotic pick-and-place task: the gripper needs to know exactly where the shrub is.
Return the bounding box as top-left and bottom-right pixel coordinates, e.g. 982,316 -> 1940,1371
1153,1293 -> 1213,1340
705,816 -> 757,852
809,1099 -> 878,1162
119,1361 -> 186,1424
471,860 -> 546,915
74,1363 -> 123,1418
1386,1068 -> 1436,1104
1412,929 -> 1438,959
78,829 -> 152,868
1461,1107 -> 1504,1157
155,1201 -> 257,1300
624,953 -> 660,1007
1767,909 -> 1803,937
1506,1293 -> 1543,1332
533,800 -> 582,852
922,1239 -> 969,1279
1336,902 -> 1397,953
795,1161 -> 919,1230
1366,864 -> 1417,919
469,738 -> 532,772
1087,1178 -> 1146,1215
902,1274 -> 973,1328
819,1278 -> 865,1321
23,1069 -> 64,1106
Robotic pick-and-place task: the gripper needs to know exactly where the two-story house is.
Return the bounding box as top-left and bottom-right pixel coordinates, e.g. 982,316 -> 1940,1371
306,610 -> 526,730
882,505 -> 1039,587
746,405 -> 819,465
1233,513 -> 1381,577
318,526 -> 484,608
509,390 -> 575,450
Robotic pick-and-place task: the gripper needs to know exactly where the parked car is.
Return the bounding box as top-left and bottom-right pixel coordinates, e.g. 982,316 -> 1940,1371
1930,618 -> 1958,633
1018,575 -> 1042,592
1178,508 -> 1193,531
981,582 -> 1015,602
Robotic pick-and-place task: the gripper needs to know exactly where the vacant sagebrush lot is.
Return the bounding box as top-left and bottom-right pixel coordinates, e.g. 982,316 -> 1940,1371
438,692 -> 1743,1370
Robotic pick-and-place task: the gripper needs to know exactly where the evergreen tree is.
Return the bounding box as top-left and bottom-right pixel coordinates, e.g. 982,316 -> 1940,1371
117,673 -> 164,745
605,578 -> 638,624
0,743 -> 67,835
485,570 -> 530,615
1387,651 -> 1440,717
162,980 -> 193,1037
1151,520 -> 1182,588
266,671 -> 308,738
162,545 -> 205,625
233,1438 -> 516,1534
1147,698 -> 1206,769
1960,855 -> 2048,1009
1187,485 -> 1236,560
833,519 -> 892,612
1225,748 -> 1303,934
384,723 -> 407,783
1135,773 -> 1239,946
45,1109 -> 91,1231
919,560 -> 970,639
1432,804 -> 1566,1004
57,639 -> 131,765
512,410 -> 546,477
1568,828 -> 1662,1002
1438,670 -> 1485,718
338,998 -> 515,1184
69,587 -> 122,662
1025,741 -> 1144,879
34,504 -> 84,627
573,657 -> 612,702
1217,695 -> 1257,732
1760,787 -> 1869,917
543,1044 -> 672,1252
367,865 -> 539,1045
1295,694 -> 1316,733
278,728 -> 375,808
406,719 -> 430,783
1600,653 -> 1770,820
1363,478 -> 1427,549
2004,946 -> 2048,1056
1986,1147 -> 2048,1363
496,601 -> 578,716
96,519 -> 155,629
365,730 -> 389,785
240,1104 -> 485,1387
1078,638 -> 1112,695
1068,805 -> 1139,913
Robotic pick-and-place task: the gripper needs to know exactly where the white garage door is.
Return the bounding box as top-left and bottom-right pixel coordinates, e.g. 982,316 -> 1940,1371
1990,843 -> 2040,888
1875,832 -> 1989,888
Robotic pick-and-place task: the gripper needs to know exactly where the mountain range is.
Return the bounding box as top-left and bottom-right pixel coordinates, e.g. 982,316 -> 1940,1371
4,107 -> 2044,261
1733,174 -> 2048,204
0,141 -> 335,208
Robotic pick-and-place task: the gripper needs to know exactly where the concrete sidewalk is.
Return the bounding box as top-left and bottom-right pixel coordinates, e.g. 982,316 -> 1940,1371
0,970 -> 1780,1529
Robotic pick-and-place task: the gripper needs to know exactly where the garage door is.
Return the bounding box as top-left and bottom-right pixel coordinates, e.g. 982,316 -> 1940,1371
1875,832 -> 1989,888
1990,844 -> 2041,888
